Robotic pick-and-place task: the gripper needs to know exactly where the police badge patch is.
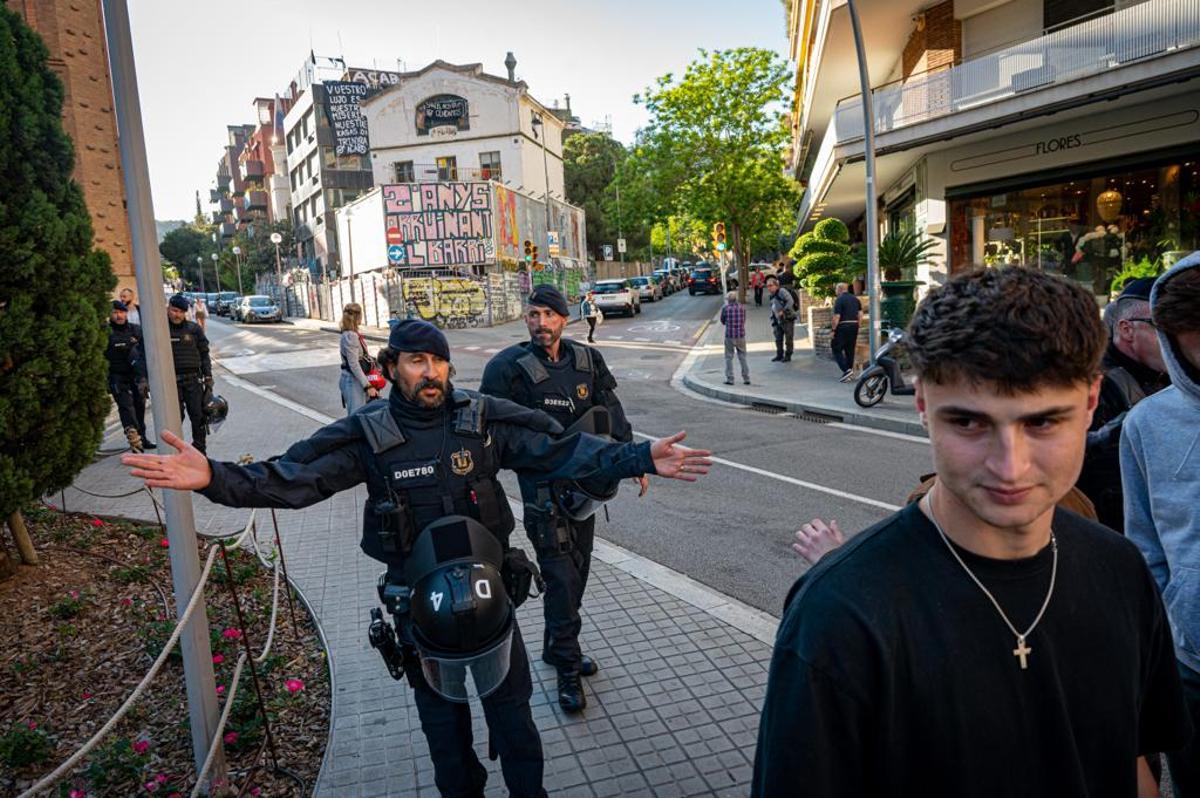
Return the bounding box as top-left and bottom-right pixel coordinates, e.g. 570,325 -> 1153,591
576,383 -> 589,400
450,448 -> 474,476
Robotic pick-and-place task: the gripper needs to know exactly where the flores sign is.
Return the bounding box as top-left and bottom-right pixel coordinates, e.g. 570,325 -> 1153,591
325,81 -> 370,156
416,94 -> 469,136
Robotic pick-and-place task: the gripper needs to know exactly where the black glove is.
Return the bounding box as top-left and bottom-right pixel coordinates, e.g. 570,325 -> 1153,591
203,375 -> 214,390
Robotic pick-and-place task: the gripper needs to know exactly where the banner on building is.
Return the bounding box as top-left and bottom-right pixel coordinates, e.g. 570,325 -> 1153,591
325,81 -> 370,156
416,94 -> 470,136
382,182 -> 495,267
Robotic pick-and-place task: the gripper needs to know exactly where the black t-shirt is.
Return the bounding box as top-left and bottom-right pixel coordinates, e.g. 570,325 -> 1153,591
752,503 -> 1191,798
832,291 -> 861,324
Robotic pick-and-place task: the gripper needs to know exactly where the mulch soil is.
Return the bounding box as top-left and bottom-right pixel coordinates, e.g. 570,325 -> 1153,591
0,505 -> 330,797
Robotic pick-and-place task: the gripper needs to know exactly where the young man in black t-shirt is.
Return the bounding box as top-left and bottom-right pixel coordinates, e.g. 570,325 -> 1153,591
753,267 -> 1192,798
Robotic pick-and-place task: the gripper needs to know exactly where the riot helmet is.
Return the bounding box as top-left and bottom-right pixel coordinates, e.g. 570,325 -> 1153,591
552,406 -> 621,521
204,393 -> 229,434
404,516 -> 513,702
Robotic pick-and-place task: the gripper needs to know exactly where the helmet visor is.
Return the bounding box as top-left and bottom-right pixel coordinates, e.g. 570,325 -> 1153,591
417,625 -> 513,702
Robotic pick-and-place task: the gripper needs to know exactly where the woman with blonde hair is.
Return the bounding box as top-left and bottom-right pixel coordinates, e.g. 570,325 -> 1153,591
339,303 -> 379,414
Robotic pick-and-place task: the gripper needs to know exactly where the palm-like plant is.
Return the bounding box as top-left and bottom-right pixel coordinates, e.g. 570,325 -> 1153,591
856,231 -> 939,281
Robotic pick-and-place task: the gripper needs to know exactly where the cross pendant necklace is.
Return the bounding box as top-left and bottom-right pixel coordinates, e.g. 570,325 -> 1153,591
927,488 -> 1058,671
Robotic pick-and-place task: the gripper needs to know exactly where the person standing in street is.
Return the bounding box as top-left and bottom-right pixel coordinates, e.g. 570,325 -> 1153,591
339,303 -> 379,415
106,299 -> 152,451
167,293 -> 212,453
1121,256 -> 1200,796
767,276 -> 795,362
753,267 -> 1191,797
118,286 -> 142,325
122,319 -> 712,798
480,285 -> 641,713
721,292 -> 750,386
831,282 -> 862,382
580,290 -> 600,344
750,267 -> 766,307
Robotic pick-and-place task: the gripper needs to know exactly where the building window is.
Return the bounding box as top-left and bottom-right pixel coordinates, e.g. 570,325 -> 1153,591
436,156 -> 458,181
301,110 -> 311,139
393,161 -> 415,183
322,147 -> 336,168
337,154 -> 365,171
479,151 -> 502,181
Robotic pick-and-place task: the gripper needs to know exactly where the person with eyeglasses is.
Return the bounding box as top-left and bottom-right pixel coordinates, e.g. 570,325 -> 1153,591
1075,277 -> 1171,533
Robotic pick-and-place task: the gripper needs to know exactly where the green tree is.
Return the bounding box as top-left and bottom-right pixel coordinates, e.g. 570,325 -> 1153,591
159,224 -> 216,289
564,132 -> 626,259
624,48 -> 801,293
226,220 -> 294,293
791,218 -> 853,298
0,7 -> 115,575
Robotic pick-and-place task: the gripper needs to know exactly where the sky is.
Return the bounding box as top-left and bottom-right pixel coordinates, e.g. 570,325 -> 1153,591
128,0 -> 790,220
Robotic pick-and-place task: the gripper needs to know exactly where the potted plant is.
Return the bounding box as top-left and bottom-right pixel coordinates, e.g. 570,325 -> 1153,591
856,231 -> 937,327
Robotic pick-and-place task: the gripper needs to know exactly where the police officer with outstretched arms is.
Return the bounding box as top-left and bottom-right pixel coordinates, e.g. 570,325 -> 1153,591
480,285 -> 638,713
167,293 -> 212,453
122,320 -> 712,798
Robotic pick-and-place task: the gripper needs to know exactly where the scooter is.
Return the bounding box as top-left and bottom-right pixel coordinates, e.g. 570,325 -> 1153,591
853,327 -> 916,408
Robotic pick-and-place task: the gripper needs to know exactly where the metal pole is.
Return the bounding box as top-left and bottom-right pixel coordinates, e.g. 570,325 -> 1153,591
539,115 -> 552,239
847,0 -> 880,362
233,248 -> 244,295
273,242 -> 285,317
615,173 -> 624,264
196,256 -> 206,295
347,216 -> 356,303
101,0 -> 224,785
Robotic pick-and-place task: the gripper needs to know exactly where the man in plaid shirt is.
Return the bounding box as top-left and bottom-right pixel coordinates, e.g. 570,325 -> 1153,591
720,292 -> 751,385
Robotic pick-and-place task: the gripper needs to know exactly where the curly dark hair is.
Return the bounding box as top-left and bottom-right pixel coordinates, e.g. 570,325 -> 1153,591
1152,265 -> 1200,336
905,267 -> 1106,393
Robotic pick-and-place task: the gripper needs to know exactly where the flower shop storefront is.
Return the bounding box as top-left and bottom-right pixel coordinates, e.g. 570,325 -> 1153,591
947,155 -> 1200,301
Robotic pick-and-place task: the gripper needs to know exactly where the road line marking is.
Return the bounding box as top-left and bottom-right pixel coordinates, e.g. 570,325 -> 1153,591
217,370 -> 337,426
634,337 -> 650,342
463,345 -> 481,350
632,431 -> 902,512
608,335 -> 624,340
484,348 -> 500,354
827,422 -> 929,444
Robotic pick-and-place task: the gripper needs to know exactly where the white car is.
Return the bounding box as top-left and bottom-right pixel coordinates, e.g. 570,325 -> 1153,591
591,279 -> 642,317
629,275 -> 662,303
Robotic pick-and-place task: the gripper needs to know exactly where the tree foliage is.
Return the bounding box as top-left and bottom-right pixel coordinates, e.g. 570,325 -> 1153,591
0,7 -> 115,520
159,220 -> 294,294
791,218 -> 853,298
159,225 -> 216,288
564,132 -> 627,260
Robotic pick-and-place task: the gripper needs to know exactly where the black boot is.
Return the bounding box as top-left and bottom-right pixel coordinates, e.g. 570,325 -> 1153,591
557,669 -> 586,713
580,655 -> 599,677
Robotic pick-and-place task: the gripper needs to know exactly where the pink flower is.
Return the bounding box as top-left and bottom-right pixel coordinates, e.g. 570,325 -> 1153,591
285,678 -> 305,694
215,685 -> 225,696
155,773 -> 168,785
212,654 -> 224,665
27,721 -> 36,730
159,538 -> 169,548
169,794 -> 183,798
82,691 -> 93,700
132,739 -> 150,755
120,597 -> 133,608
69,590 -> 80,599
90,518 -> 104,527
250,789 -> 261,797
143,781 -> 158,793
223,731 -> 238,745
69,789 -> 85,798
221,627 -> 242,641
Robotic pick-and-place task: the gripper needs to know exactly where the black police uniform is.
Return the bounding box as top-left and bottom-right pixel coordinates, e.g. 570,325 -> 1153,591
106,318 -> 148,444
168,317 -> 211,453
479,340 -> 632,678
196,388 -> 655,798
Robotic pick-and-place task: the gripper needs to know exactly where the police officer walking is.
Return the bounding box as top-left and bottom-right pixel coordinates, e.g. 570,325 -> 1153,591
167,293 -> 212,453
123,320 -> 711,798
106,299 -> 153,451
480,285 -> 638,713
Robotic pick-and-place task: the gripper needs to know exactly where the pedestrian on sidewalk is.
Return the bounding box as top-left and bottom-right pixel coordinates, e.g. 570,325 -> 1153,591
339,302 -> 379,415
753,267 -> 1191,797
480,285 -> 640,713
750,267 -> 766,307
767,276 -> 795,362
1121,256 -> 1200,795
580,290 -> 601,343
118,286 -> 142,325
106,299 -> 152,451
167,294 -> 211,453
831,282 -> 862,381
720,291 -> 750,385
123,319 -> 713,798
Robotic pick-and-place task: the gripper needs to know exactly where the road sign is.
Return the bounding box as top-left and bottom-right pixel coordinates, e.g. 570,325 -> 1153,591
547,230 -> 560,256
617,238 -> 627,254
717,242 -> 727,251
602,244 -> 614,260
386,227 -> 404,245
387,244 -> 406,264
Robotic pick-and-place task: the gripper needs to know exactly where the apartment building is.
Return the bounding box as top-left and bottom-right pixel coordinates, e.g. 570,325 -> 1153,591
787,0 -> 1200,301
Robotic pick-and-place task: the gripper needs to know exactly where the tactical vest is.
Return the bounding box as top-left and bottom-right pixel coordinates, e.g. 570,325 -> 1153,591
169,321 -> 202,376
356,392 -> 514,566
106,322 -> 141,376
513,343 -> 597,429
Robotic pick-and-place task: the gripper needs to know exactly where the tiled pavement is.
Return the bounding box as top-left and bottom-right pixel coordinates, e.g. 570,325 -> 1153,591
54,369 -> 775,797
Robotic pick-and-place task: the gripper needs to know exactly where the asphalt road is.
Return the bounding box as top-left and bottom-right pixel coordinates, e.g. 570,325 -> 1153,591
203,288 -> 933,616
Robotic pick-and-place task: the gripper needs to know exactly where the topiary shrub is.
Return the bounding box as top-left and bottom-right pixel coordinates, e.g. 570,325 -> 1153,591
0,7 -> 115,531
790,218 -> 852,298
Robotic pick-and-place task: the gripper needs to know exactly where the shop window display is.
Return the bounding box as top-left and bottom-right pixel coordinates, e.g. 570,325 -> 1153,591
949,160 -> 1199,300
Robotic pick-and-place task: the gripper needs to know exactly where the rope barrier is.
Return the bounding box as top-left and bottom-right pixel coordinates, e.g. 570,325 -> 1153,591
190,653 -> 247,798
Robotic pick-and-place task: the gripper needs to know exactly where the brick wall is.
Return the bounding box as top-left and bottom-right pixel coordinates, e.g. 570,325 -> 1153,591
900,0 -> 962,123
6,0 -> 134,294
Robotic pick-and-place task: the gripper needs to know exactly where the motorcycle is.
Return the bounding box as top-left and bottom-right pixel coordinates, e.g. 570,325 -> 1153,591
853,327 -> 915,408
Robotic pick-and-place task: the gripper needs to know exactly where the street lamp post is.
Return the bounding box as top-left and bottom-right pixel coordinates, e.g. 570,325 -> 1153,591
231,245 -> 243,295
195,255 -> 205,294
210,252 -> 220,298
270,232 -> 285,317
847,0 -> 881,362
531,111 -> 553,257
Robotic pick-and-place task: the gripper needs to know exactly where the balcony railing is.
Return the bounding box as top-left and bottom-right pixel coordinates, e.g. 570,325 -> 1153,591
392,164 -> 503,184
245,190 -> 268,209
240,159 -> 265,181
833,0 -> 1200,142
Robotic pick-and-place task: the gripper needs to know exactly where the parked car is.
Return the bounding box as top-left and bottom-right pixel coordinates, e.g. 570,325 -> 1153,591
687,266 -> 721,295
214,291 -> 241,316
654,269 -> 681,294
235,294 -> 282,323
630,275 -> 663,303
592,279 -> 642,317
724,265 -> 739,290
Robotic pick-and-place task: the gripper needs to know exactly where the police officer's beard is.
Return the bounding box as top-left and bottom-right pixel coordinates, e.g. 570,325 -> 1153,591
533,326 -> 561,348
400,376 -> 450,408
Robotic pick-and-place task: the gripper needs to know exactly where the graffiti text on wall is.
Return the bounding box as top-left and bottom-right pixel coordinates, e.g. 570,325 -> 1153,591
382,183 -> 495,267
325,81 -> 370,156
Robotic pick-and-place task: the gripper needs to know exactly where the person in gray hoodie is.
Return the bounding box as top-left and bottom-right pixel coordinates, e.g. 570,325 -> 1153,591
1121,252 -> 1200,796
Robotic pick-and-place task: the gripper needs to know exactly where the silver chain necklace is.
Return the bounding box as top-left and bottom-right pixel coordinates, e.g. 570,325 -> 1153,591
926,488 -> 1058,670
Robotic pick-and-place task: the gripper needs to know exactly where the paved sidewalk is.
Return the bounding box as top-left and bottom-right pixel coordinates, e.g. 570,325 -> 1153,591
53,367 -> 776,797
681,302 -> 923,437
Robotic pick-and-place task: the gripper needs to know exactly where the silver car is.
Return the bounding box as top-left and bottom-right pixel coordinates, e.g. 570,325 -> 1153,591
629,275 -> 663,303
236,294 -> 282,323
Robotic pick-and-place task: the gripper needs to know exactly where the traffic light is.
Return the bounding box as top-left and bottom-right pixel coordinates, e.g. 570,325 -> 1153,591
523,240 -> 533,263
531,245 -> 541,270
713,222 -> 727,252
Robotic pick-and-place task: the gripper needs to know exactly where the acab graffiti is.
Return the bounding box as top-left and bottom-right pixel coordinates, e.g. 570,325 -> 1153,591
383,183 -> 496,267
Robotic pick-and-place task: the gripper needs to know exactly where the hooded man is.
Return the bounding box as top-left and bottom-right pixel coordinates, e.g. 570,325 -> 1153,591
1121,253 -> 1200,795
